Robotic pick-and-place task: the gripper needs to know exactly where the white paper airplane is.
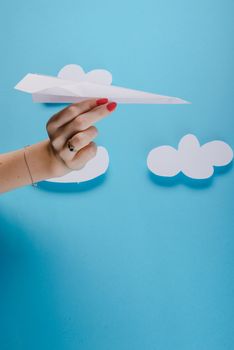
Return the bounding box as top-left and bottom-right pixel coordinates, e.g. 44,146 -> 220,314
15,64 -> 190,104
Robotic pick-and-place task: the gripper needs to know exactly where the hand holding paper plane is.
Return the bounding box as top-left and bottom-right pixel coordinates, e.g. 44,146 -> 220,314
15,64 -> 189,104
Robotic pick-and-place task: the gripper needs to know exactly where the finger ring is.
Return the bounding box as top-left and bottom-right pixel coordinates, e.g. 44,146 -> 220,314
67,140 -> 76,152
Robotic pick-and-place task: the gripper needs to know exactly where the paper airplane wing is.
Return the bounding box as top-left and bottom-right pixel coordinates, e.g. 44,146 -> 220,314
15,73 -> 189,104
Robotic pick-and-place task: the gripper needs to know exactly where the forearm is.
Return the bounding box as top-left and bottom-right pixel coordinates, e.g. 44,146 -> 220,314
0,140 -> 62,193
0,99 -> 115,194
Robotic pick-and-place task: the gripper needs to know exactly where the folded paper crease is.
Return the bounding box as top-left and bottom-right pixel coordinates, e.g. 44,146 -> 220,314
15,64 -> 190,104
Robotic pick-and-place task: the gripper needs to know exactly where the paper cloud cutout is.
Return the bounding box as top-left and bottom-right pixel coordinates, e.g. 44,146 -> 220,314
46,146 -> 109,183
147,134 -> 233,179
58,64 -> 113,85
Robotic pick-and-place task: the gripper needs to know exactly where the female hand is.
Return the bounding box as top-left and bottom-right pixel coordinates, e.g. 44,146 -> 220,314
46,98 -> 117,177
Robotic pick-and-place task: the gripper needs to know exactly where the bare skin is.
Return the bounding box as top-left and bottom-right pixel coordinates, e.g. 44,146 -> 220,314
0,98 -> 117,193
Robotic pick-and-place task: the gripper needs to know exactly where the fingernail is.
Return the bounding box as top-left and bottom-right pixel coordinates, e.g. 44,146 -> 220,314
107,102 -> 117,112
96,98 -> 108,106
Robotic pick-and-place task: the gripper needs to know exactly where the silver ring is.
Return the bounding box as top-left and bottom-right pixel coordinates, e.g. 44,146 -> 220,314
67,140 -> 76,152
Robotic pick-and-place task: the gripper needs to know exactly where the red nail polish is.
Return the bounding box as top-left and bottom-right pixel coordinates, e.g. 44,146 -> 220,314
107,102 -> 117,112
96,98 -> 108,106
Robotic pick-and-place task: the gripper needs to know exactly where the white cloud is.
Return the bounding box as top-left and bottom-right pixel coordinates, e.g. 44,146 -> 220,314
147,134 -> 233,179
46,146 -> 109,183
58,64 -> 112,85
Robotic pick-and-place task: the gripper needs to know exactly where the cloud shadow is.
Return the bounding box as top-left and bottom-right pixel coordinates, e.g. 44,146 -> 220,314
37,172 -> 108,194
148,161 -> 233,189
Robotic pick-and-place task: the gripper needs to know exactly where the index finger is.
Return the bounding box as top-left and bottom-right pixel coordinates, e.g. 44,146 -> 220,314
47,98 -> 108,132
73,102 -> 117,132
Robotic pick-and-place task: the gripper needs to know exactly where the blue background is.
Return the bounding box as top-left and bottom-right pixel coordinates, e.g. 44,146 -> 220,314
0,1 -> 233,349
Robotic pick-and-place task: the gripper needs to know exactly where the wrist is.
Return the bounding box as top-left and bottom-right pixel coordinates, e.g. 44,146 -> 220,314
25,140 -> 70,182
45,140 -> 71,178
